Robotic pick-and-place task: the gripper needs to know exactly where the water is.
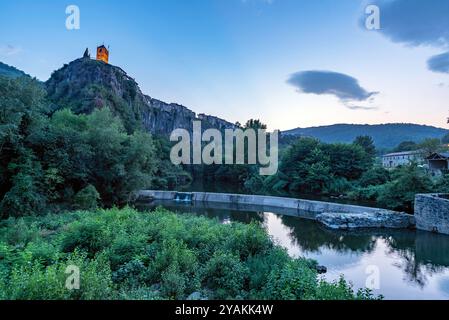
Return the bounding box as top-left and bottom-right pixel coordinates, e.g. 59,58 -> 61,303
139,200 -> 449,300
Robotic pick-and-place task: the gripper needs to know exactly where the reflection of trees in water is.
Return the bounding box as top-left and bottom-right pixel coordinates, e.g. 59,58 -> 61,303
280,214 -> 449,288
279,215 -> 376,254
382,230 -> 449,288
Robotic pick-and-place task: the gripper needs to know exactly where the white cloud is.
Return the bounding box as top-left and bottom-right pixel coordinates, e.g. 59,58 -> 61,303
0,45 -> 23,57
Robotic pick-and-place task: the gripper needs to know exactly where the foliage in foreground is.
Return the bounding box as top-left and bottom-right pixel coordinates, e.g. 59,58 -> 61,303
0,207 -> 377,300
0,76 -> 190,219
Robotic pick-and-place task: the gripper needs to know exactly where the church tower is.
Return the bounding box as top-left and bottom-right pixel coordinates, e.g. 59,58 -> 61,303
96,45 -> 109,64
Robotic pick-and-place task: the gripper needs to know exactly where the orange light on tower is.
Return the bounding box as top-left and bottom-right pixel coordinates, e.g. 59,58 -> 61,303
96,45 -> 109,64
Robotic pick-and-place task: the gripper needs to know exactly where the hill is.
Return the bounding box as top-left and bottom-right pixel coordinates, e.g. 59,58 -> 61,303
0,62 -> 28,78
283,123 -> 449,150
45,56 -> 235,134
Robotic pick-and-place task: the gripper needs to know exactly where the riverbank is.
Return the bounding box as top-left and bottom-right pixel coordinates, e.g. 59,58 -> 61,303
0,207 -> 376,300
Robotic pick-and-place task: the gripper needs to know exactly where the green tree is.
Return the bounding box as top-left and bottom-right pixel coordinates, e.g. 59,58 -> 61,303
418,138 -> 441,157
441,133 -> 449,144
377,164 -> 433,212
353,135 -> 376,157
244,119 -> 267,130
394,141 -> 419,152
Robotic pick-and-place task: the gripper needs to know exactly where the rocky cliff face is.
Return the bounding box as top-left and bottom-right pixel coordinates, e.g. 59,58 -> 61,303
45,57 -> 235,135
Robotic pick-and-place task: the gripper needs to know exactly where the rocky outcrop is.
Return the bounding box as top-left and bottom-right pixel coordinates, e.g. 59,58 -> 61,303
45,57 -> 235,135
316,211 -> 415,230
143,96 -> 235,136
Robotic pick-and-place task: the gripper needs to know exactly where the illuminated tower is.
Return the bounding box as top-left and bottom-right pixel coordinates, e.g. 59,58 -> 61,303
96,45 -> 109,64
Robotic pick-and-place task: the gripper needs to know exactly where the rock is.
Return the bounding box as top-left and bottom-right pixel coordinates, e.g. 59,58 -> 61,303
316,211 -> 415,230
316,265 -> 327,274
46,58 -> 236,136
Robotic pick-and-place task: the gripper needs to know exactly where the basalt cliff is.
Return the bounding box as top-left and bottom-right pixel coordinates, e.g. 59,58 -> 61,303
45,57 -> 235,135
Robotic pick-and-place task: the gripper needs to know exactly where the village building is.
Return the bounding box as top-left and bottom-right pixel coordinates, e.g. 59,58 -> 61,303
426,152 -> 449,174
382,150 -> 422,169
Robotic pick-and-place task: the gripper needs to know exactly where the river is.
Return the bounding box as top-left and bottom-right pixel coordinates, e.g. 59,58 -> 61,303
138,181 -> 449,300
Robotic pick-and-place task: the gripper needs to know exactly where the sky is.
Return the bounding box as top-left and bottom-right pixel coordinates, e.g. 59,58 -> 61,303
1,0 -> 449,131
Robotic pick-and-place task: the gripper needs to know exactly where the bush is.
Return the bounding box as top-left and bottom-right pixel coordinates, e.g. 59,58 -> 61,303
202,251 -> 249,299
262,259 -> 318,300
0,207 -> 377,300
3,250 -> 115,300
73,185 -> 100,210
109,234 -> 146,270
377,164 -> 433,211
61,219 -> 109,255
358,167 -> 390,187
160,264 -> 187,299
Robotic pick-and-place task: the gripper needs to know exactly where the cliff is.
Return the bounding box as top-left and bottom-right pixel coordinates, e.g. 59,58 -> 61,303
45,57 -> 235,135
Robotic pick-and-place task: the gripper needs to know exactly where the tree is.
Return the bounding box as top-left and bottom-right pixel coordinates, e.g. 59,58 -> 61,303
418,138 -> 441,156
322,143 -> 372,180
377,164 -> 433,212
353,135 -> 376,157
394,141 -> 419,152
442,133 -> 449,144
244,119 -> 267,130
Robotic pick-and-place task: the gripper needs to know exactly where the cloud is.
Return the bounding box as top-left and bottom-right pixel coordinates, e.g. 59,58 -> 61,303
0,45 -> 23,57
346,105 -> 379,111
427,52 -> 449,74
363,0 -> 449,47
287,70 -> 378,110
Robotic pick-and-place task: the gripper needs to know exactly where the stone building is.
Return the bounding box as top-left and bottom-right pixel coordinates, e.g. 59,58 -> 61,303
382,150 -> 422,169
426,152 -> 449,173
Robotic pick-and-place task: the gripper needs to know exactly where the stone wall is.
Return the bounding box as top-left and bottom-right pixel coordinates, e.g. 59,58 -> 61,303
415,194 -> 449,235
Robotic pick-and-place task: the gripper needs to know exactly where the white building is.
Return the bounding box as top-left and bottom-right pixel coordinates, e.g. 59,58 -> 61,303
382,151 -> 422,169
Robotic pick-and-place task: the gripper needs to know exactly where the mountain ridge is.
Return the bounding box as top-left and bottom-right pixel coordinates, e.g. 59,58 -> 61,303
0,61 -> 29,78
283,123 -> 449,149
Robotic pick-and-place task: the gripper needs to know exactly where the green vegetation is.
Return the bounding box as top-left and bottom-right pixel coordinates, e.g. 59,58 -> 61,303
0,62 -> 28,79
0,76 -> 189,219
243,136 -> 371,195
0,207 -> 377,300
240,136 -> 449,212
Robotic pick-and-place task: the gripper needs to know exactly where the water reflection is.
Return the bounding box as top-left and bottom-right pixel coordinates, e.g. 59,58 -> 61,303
138,201 -> 449,299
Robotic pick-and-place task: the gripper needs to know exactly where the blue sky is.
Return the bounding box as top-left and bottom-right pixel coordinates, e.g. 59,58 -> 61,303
1,0 -> 449,130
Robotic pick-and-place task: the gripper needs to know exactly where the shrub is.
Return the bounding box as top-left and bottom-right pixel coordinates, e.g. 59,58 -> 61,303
73,185 -> 100,210
160,264 -> 187,299
108,234 -> 146,270
377,164 -> 433,211
246,247 -> 291,296
61,219 -> 109,255
224,222 -> 272,260
262,259 -> 318,300
202,251 -> 249,299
